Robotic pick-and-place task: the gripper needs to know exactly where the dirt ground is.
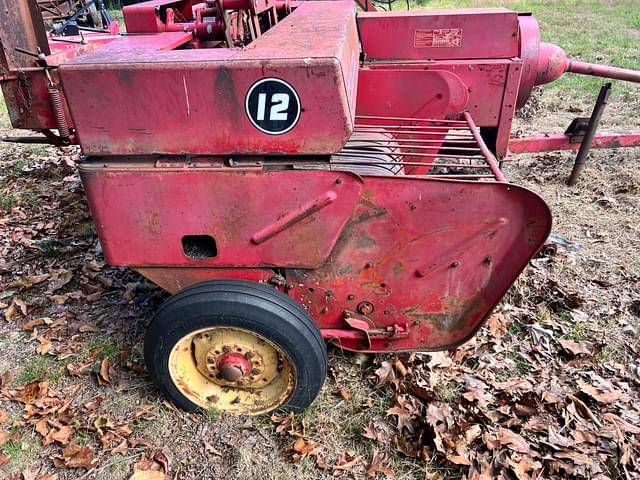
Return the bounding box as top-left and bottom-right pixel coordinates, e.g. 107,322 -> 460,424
0,52 -> 639,480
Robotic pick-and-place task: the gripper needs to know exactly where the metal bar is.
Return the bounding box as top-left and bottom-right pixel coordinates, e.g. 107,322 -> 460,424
355,124 -> 470,131
354,129 -> 475,138
427,174 -> 495,179
344,143 -> 481,152
507,131 -> 640,154
335,149 -> 485,159
568,61 -> 640,84
568,83 -> 612,186
463,111 -> 506,182
356,115 -> 467,124
330,159 -> 491,168
348,137 -> 478,145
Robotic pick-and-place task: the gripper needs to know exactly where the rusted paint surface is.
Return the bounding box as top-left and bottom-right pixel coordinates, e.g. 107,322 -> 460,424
285,174 -> 551,352
508,132 -> 640,154
84,162 -> 551,353
58,2 -> 359,156
357,9 -> 520,61
80,162 -> 363,269
0,0 -> 50,75
135,267 -> 274,294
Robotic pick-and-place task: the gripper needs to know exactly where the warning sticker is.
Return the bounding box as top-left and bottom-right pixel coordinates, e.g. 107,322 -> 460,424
414,29 -> 463,48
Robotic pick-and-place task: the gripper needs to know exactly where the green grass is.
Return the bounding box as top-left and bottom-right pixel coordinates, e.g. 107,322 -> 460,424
16,355 -> 70,384
506,350 -> 531,374
19,190 -> 40,207
0,193 -> 15,210
397,0 -> 640,101
87,336 -> 121,362
0,432 -> 40,472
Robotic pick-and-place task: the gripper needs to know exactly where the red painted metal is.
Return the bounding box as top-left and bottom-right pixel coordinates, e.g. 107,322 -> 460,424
357,9 -> 520,61
356,69 -> 469,120
508,132 -> 640,154
217,353 -> 251,379
567,61 -> 640,84
59,2 -> 359,156
1,0 -> 640,355
80,154 -> 551,352
463,112 -> 505,182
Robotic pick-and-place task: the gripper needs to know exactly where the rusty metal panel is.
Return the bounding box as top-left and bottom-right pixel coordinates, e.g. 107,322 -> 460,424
357,8 -> 519,61
81,161 -> 551,353
286,175 -> 551,352
357,59 -> 518,128
0,0 -> 50,74
79,163 -> 364,269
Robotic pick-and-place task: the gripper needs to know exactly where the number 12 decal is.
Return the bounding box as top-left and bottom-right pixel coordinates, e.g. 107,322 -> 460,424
246,78 -> 301,135
256,93 -> 290,121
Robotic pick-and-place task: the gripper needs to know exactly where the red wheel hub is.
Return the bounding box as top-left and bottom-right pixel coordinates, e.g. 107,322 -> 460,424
216,353 -> 251,382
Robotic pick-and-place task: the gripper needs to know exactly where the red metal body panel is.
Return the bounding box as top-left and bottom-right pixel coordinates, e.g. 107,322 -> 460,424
356,69 -> 469,119
80,163 -> 363,269
357,9 -> 519,61
80,160 -> 551,352
59,2 -> 359,156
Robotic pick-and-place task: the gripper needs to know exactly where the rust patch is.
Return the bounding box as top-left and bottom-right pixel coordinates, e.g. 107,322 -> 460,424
147,212 -> 160,235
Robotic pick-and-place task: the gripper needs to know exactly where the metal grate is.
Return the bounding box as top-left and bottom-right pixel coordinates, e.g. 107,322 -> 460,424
330,113 -> 506,181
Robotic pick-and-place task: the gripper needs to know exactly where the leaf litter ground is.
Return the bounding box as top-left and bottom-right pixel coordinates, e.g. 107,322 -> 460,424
0,95 -> 638,479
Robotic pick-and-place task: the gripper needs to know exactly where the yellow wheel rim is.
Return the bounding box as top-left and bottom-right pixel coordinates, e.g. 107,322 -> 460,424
168,326 -> 295,415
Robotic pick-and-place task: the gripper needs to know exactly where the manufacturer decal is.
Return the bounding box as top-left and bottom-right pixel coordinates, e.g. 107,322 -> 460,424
414,29 -> 463,48
245,78 -> 301,135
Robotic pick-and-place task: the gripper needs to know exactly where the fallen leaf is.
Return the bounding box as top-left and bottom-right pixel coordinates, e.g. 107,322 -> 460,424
13,298 -> 28,316
22,317 -> 52,331
602,413 -> 640,434
427,351 -> 453,369
56,442 -> 96,469
559,339 -> 594,356
465,424 -> 482,444
374,360 -> 396,386
9,381 -> 48,402
497,428 -> 530,454
97,358 -> 111,385
36,336 -> 53,355
333,451 -> 359,470
35,418 -> 49,437
578,380 -> 629,404
129,472 -> 166,480
4,302 -> 16,321
47,269 -> 74,293
44,425 -> 74,446
366,449 -> 395,479
337,388 -> 351,401
292,437 -> 316,455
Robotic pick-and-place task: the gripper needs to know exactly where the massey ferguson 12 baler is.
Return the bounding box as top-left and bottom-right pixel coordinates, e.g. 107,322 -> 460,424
0,0 -> 638,415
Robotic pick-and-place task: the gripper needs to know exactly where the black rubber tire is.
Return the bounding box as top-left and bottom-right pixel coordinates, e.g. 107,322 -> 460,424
144,280 -> 327,413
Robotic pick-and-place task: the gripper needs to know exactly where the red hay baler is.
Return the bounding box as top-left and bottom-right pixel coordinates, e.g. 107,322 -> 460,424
0,0 -> 638,414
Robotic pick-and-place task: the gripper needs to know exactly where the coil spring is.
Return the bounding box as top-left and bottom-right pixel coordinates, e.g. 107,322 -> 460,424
48,88 -> 70,138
